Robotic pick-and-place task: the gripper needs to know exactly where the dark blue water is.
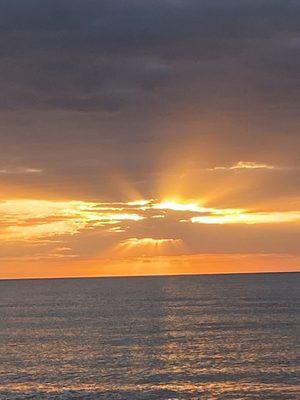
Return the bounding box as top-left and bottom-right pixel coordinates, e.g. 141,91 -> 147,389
0,273 -> 299,399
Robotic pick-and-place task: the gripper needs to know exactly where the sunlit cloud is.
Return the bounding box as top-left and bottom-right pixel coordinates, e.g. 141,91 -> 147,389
150,199 -> 300,225
206,161 -> 283,172
190,211 -> 300,224
0,200 -> 144,242
47,246 -> 78,260
151,199 -> 300,225
1,198 -> 299,245
0,197 -> 299,269
126,199 -> 153,207
120,237 -> 182,247
0,167 -> 43,174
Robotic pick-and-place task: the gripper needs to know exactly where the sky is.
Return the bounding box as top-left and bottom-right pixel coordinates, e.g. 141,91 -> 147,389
0,0 -> 299,278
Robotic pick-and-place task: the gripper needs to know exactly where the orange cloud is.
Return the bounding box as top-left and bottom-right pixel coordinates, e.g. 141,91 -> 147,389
0,197 -> 299,278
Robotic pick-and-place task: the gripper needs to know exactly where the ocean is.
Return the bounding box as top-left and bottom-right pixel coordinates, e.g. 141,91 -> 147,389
0,273 -> 299,399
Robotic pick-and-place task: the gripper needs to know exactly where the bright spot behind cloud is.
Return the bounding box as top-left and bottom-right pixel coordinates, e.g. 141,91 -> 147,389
154,200 -> 211,213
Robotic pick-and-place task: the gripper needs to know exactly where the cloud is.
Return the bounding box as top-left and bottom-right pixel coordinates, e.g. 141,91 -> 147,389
206,161 -> 281,172
0,199 -> 145,242
0,195 -> 299,270
0,0 -> 299,112
0,198 -> 299,250
0,0 -> 299,204
230,162 -> 277,170
206,161 -> 297,171
0,167 -> 43,174
190,211 -> 300,225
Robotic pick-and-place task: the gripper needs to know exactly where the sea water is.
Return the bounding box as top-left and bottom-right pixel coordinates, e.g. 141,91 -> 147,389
0,273 -> 299,399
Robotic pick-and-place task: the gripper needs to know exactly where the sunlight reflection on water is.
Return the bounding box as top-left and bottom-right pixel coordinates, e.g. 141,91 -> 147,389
0,273 -> 299,399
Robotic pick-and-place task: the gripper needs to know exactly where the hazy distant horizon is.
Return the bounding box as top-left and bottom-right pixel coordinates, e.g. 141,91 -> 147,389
0,270 -> 299,282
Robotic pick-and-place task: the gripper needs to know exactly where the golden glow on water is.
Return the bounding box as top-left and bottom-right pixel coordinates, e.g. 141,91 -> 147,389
0,381 -> 297,397
0,274 -> 298,398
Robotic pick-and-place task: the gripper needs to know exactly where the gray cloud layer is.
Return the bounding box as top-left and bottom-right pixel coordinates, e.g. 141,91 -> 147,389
0,0 -> 299,111
0,0 -> 299,201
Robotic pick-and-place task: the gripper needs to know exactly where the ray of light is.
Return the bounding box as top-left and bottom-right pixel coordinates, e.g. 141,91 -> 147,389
114,237 -> 184,257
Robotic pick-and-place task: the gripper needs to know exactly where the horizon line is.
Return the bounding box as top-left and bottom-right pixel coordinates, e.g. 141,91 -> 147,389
0,270 -> 299,282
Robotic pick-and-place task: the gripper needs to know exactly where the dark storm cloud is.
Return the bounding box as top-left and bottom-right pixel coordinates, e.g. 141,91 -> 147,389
0,0 -> 299,112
